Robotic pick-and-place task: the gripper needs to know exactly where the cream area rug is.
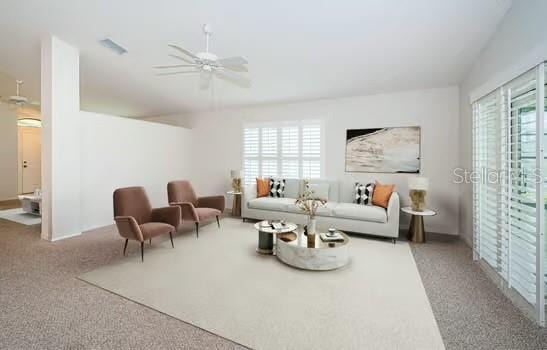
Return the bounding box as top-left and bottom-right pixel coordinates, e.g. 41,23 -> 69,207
0,208 -> 41,225
80,218 -> 444,350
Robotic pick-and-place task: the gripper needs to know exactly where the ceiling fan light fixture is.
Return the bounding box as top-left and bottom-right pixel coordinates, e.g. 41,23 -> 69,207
17,118 -> 41,128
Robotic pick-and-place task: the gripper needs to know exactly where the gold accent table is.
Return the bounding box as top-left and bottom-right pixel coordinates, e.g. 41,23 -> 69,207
401,207 -> 437,243
227,191 -> 242,217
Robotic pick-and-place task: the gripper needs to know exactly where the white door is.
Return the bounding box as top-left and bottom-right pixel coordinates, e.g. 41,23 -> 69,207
19,127 -> 41,194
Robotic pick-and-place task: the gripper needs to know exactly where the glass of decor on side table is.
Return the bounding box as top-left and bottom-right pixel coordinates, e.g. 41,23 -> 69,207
295,180 -> 326,247
408,177 -> 429,212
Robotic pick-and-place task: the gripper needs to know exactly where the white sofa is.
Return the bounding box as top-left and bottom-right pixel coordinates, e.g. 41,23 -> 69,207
242,179 -> 400,242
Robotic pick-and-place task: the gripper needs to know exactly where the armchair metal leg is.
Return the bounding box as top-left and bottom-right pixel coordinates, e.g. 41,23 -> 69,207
169,231 -> 174,248
216,216 -> 220,228
123,239 -> 128,256
195,222 -> 199,238
141,242 -> 144,262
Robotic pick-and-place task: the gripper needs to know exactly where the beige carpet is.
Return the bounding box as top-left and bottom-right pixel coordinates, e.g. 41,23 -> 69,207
80,218 -> 444,350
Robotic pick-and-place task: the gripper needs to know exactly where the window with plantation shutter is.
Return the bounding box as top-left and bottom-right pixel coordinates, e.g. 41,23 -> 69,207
472,62 -> 546,325
242,121 -> 322,184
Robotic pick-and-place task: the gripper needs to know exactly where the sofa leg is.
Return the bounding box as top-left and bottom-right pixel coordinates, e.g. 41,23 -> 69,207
195,222 -> 199,238
392,238 -> 397,244
141,242 -> 144,262
123,239 -> 128,256
169,232 -> 174,248
216,216 -> 220,228
149,237 -> 152,245
242,217 -> 246,223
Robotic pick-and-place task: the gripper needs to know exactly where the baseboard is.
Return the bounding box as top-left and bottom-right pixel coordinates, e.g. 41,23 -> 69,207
50,231 -> 82,242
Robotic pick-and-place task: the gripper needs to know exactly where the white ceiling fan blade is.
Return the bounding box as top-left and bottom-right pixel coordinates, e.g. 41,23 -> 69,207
222,64 -> 248,73
154,64 -> 199,69
168,54 -> 195,64
217,56 -> 248,66
168,44 -> 198,60
199,71 -> 211,90
156,70 -> 199,76
215,69 -> 251,88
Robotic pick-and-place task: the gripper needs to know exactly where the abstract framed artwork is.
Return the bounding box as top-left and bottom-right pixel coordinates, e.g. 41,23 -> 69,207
345,127 -> 420,173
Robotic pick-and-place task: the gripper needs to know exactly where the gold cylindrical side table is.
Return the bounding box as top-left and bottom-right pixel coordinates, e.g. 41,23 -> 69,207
227,191 -> 242,217
401,207 -> 437,243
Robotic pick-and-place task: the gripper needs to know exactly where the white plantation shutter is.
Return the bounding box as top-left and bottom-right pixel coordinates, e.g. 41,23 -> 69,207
281,126 -> 299,178
302,124 -> 321,178
472,62 -> 545,325
506,69 -> 539,304
243,121 -> 322,184
243,128 -> 259,185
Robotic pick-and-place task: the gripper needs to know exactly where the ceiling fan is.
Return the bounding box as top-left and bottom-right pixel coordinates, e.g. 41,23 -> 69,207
155,24 -> 250,89
0,80 -> 40,108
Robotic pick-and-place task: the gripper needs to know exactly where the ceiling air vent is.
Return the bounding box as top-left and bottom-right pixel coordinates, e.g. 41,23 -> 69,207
99,38 -> 128,55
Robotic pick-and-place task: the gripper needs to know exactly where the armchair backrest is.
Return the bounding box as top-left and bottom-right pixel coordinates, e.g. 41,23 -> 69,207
113,186 -> 152,224
167,180 -> 198,205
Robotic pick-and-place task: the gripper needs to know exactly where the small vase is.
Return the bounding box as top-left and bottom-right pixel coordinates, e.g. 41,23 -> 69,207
307,219 -> 316,248
308,218 -> 317,235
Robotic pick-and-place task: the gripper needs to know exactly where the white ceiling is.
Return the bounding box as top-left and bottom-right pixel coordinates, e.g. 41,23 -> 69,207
0,0 -> 511,118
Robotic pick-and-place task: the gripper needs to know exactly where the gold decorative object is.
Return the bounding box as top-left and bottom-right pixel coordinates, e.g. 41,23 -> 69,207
231,177 -> 242,193
230,170 -> 243,193
408,177 -> 429,212
409,190 -> 426,211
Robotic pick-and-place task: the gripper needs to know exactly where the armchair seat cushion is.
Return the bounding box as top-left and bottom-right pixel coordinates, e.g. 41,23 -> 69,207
195,207 -> 221,221
139,222 -> 175,239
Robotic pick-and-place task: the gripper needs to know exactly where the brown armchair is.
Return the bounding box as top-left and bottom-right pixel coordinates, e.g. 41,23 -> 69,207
167,180 -> 225,237
113,186 -> 180,262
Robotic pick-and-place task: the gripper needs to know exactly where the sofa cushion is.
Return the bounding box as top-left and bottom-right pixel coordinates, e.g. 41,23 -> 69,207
248,197 -> 295,212
307,183 -> 329,201
269,178 -> 286,198
283,179 -> 300,198
286,201 -> 337,217
332,203 -> 387,223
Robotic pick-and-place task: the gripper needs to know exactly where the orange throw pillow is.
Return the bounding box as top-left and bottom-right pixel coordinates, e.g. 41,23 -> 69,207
372,181 -> 395,209
256,178 -> 270,198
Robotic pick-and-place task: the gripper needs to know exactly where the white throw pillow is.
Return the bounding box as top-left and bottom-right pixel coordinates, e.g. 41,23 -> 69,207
307,183 -> 329,201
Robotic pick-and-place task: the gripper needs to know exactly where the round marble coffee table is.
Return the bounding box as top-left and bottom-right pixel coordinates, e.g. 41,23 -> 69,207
276,228 -> 350,271
254,221 -> 298,255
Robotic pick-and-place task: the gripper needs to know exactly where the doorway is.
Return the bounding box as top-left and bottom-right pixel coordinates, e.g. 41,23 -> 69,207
18,126 -> 41,194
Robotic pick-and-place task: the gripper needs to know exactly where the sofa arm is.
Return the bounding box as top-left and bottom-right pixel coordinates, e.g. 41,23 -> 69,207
386,192 -> 400,222
114,216 -> 144,242
151,206 -> 181,229
197,195 -> 225,212
170,202 -> 199,222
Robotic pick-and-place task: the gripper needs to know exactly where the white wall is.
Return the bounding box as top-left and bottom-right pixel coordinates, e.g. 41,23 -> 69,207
80,111 -> 192,231
459,0 -> 547,246
0,106 -> 18,201
185,86 -> 460,235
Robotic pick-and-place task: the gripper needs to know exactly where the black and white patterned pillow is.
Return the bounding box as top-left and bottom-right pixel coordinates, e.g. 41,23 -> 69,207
269,179 -> 286,198
354,182 -> 374,205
